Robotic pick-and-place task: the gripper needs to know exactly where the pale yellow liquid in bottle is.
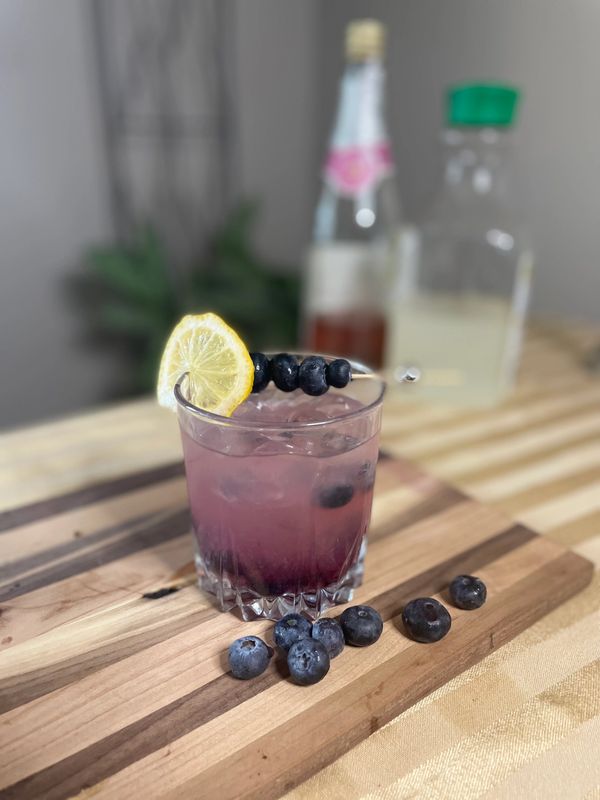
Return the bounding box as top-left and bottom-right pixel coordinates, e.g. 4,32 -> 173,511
386,293 -> 522,406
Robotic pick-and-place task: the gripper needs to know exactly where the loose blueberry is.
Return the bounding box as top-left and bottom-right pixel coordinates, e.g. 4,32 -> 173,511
299,356 -> 329,396
402,598 -> 451,643
449,575 -> 487,610
311,618 -> 345,658
273,613 -> 313,652
327,359 -> 352,388
287,638 -> 330,685
271,353 -> 299,393
340,605 -> 383,647
250,352 -> 271,393
317,483 -> 354,509
228,636 -> 272,680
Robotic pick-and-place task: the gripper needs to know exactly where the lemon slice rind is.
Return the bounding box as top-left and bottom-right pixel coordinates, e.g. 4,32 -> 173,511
157,313 -> 254,416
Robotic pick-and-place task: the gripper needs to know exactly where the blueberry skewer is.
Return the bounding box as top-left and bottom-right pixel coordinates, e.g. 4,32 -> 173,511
250,353 -> 354,394
249,352 -> 415,395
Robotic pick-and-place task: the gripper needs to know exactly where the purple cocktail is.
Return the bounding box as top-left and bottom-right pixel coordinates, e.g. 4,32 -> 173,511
175,358 -> 385,620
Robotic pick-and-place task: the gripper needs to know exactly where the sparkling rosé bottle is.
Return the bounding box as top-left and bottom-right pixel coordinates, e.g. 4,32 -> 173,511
303,19 -> 401,368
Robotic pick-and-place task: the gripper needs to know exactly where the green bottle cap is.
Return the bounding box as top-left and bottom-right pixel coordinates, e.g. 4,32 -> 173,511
447,83 -> 521,127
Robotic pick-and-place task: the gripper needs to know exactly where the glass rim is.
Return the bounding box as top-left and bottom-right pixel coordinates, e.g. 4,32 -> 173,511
174,353 -> 386,431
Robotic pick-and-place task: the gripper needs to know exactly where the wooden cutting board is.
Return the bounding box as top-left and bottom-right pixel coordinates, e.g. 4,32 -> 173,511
0,455 -> 592,800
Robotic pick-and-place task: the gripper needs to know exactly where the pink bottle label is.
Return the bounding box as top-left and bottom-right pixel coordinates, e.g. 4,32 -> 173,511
324,141 -> 394,197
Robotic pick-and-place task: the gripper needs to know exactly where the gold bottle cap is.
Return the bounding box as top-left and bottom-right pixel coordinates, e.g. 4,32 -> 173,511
345,19 -> 386,61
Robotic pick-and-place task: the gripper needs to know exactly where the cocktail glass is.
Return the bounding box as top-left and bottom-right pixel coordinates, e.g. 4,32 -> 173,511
175,356 -> 385,620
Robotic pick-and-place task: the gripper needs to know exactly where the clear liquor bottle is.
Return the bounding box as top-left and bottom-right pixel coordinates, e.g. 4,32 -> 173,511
385,83 -> 533,405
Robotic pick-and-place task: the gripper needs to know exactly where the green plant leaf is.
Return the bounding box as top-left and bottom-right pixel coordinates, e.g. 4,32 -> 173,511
214,200 -> 259,257
87,226 -> 176,311
72,200 -> 301,395
97,303 -> 167,338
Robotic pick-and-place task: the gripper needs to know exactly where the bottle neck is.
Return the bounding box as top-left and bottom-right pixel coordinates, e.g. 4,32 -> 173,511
440,127 -> 513,200
329,58 -> 389,150
313,57 -> 397,242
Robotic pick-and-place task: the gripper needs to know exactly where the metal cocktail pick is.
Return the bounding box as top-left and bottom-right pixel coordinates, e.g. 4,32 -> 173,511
352,365 -> 421,384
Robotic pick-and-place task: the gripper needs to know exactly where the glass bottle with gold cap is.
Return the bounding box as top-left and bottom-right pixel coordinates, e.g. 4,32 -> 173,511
385,83 -> 533,406
303,19 -> 401,368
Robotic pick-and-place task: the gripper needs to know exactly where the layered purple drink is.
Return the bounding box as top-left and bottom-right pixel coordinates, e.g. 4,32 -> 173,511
175,358 -> 384,620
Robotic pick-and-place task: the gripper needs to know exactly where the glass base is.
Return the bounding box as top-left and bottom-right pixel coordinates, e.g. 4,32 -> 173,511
195,537 -> 367,621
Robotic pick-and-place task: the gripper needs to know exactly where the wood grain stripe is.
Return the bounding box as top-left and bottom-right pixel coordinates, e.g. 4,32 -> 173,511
0,669 -> 281,800
0,461 -> 184,533
391,386 -> 600,460
0,599 -> 213,715
425,411 -> 600,480
369,485 -> 465,542
0,524 -> 538,795
0,511 -> 158,583
0,508 -> 190,602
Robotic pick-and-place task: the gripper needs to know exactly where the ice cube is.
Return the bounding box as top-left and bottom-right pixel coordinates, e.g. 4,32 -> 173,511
216,475 -> 287,505
321,431 -> 360,455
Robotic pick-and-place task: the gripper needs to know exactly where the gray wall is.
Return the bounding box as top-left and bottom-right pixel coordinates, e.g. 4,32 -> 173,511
0,0 -> 114,428
235,0 -> 320,267
321,0 -> 600,320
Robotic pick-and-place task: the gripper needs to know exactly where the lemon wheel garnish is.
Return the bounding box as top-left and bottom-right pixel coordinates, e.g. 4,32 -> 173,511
157,313 -> 254,416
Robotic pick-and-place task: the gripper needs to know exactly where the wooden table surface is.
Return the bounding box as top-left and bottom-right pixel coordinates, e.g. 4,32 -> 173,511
1,323 -> 600,799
